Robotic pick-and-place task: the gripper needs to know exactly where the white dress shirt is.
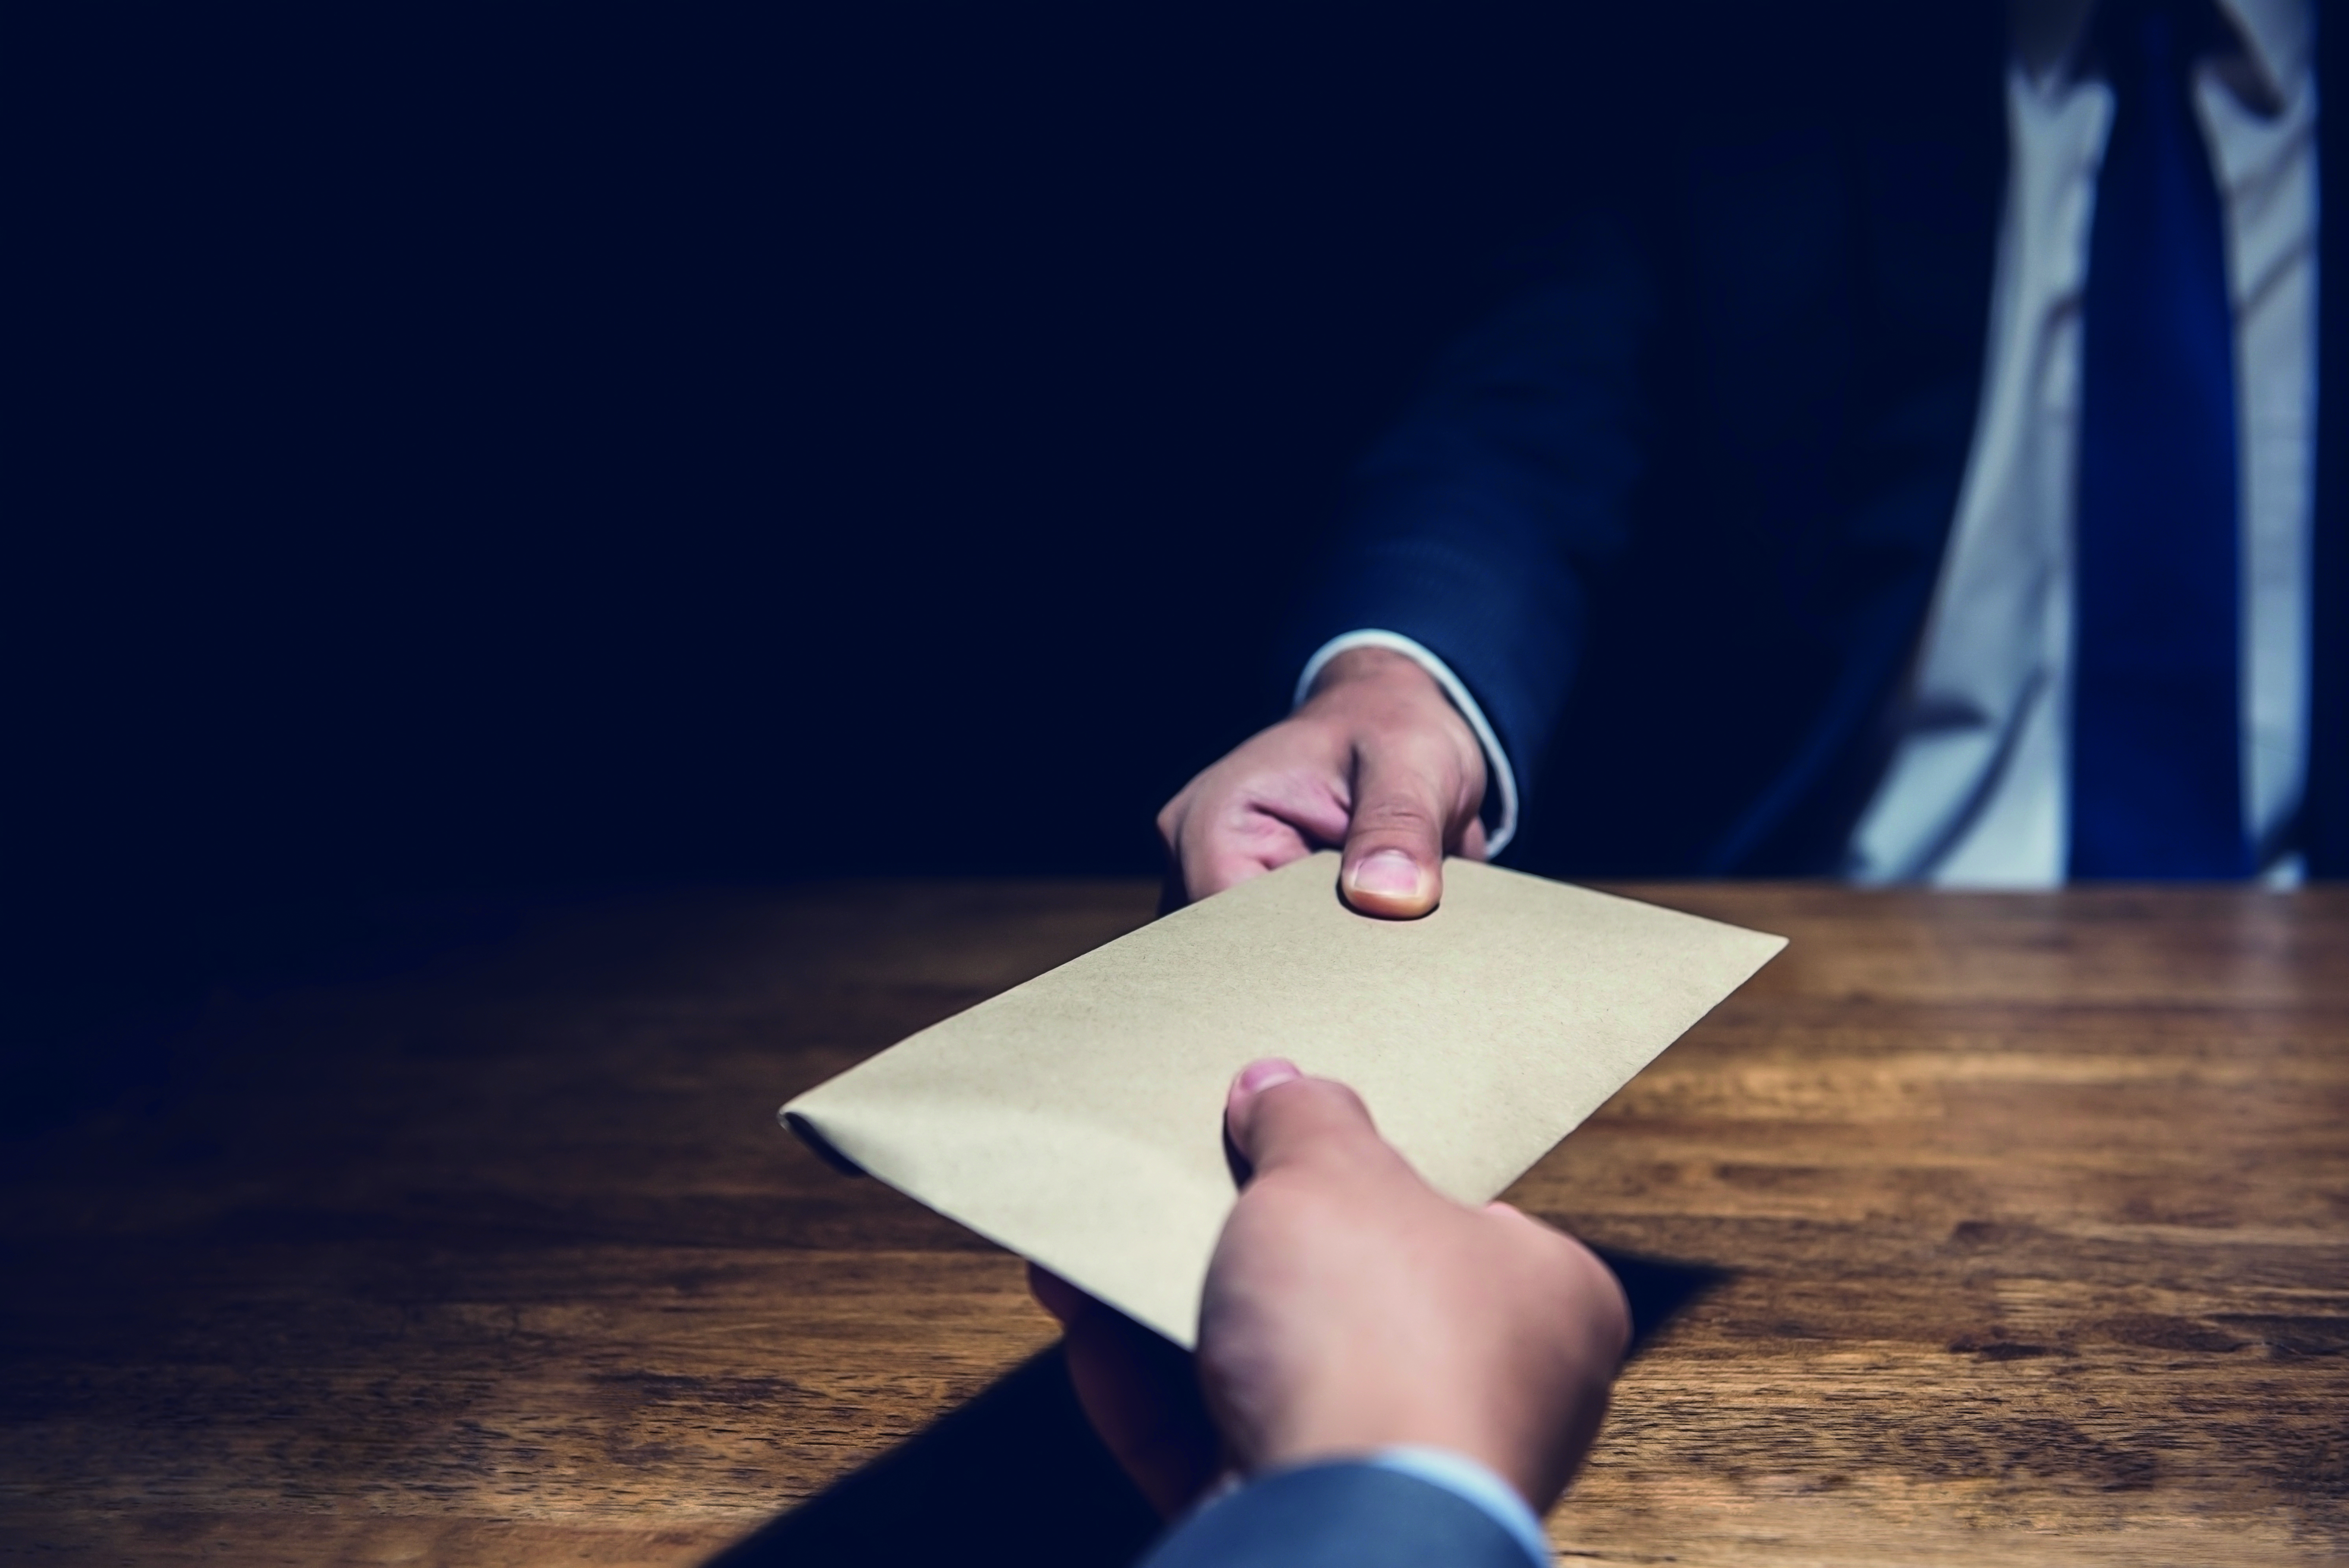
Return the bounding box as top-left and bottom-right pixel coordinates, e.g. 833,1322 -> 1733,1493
1308,0 -> 2316,884
1848,0 -> 2316,885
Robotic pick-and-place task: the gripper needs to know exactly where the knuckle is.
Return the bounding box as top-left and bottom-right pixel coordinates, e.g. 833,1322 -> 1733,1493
1320,1078 -> 1373,1124
1350,795 -> 1443,839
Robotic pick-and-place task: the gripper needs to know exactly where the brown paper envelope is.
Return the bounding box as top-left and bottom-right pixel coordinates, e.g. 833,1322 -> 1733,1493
779,852 -> 1784,1348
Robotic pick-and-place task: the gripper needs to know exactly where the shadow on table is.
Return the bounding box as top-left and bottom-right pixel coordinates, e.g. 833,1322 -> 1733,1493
705,1344 -> 1159,1568
706,1248 -> 1724,1568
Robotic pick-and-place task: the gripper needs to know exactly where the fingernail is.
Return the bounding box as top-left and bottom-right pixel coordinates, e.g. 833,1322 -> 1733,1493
1347,849 -> 1423,897
1237,1058 -> 1302,1095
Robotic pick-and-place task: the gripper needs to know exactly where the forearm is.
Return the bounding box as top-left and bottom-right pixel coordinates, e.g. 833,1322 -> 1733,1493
1289,212 -> 1658,807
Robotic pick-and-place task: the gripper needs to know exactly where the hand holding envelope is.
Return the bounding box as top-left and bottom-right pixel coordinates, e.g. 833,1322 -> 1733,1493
1036,1056 -> 1635,1520
781,852 -> 1784,1348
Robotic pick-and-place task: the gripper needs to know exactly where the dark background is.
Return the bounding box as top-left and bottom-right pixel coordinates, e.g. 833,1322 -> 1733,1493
13,6 -> 1615,1117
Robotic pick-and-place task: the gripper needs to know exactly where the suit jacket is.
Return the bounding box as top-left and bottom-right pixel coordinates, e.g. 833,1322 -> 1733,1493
1140,1462 -> 1536,1568
1291,2 -> 2346,878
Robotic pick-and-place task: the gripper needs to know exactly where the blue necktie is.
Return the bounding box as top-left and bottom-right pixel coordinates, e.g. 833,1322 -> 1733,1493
2069,0 -> 2251,879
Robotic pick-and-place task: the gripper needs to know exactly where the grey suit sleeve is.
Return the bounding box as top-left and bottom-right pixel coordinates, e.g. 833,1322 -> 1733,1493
1138,1461 -> 1544,1568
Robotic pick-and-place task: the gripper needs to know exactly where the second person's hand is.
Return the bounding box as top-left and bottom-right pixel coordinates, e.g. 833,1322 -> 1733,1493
1035,1059 -> 1631,1522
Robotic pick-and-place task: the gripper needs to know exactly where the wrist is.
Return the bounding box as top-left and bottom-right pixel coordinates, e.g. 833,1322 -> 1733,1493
1265,1427 -> 1532,1509
1302,645 -> 1444,703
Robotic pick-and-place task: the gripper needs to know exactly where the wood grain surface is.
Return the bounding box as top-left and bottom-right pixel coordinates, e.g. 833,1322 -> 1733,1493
0,881 -> 2342,1566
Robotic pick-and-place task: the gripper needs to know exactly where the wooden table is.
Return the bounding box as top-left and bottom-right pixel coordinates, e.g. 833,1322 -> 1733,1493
2,882 -> 2343,1566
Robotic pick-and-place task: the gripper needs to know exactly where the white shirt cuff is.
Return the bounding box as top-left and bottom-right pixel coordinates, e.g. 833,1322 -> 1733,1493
1365,1446 -> 1551,1566
1295,630 -> 1521,858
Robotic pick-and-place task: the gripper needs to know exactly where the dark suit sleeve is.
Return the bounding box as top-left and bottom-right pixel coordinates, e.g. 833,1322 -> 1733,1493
1289,214 -> 1657,816
1137,1461 -> 1543,1568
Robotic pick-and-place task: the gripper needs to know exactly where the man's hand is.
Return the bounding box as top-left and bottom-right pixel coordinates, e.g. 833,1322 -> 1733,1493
1035,1059 -> 1630,1519
1155,647 -> 1487,918
1200,1059 -> 1629,1511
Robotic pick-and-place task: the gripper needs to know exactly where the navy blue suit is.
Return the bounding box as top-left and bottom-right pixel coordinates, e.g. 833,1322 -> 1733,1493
1142,1463 -> 1537,1568
1289,3 -> 2345,878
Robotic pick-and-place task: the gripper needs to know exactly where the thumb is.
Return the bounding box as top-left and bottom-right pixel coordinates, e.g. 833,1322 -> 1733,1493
1338,743 -> 1456,918
1224,1059 -> 1389,1182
